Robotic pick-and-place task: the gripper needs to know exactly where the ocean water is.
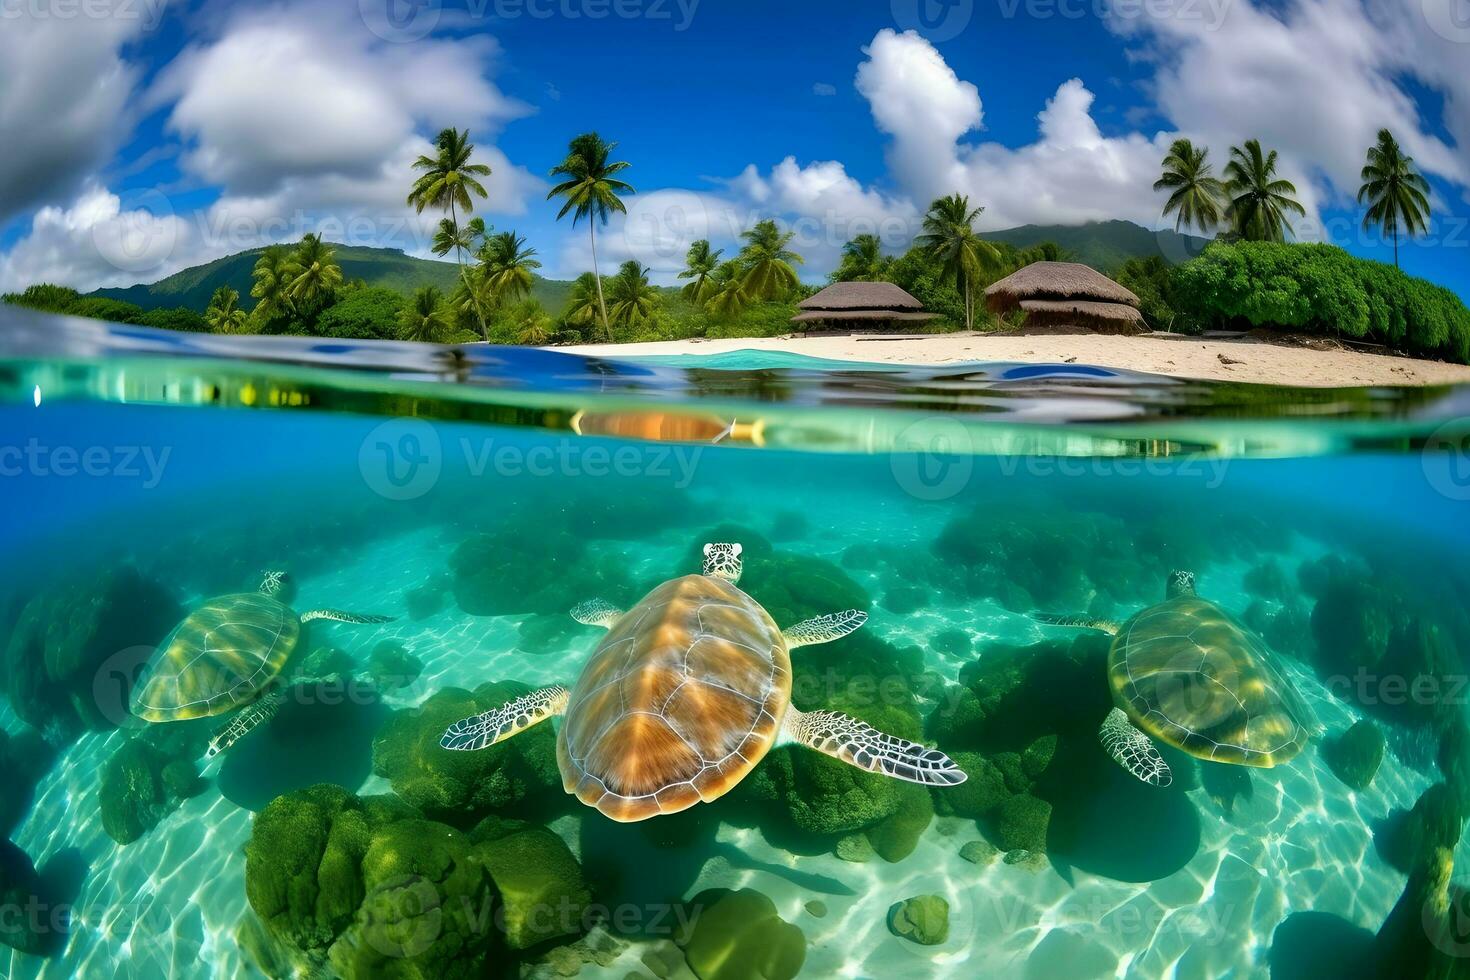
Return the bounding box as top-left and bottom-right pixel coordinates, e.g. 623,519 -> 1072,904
2,313 -> 1470,979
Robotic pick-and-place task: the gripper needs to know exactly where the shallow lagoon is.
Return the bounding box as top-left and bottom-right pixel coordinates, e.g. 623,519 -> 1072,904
2,322 -> 1469,978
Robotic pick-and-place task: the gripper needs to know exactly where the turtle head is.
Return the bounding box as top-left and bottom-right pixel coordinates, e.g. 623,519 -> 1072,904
259,571 -> 286,596
702,542 -> 743,584
1167,569 -> 1197,598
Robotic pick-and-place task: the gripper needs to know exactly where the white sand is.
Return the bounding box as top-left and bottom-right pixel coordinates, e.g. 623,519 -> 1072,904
556,333 -> 1470,387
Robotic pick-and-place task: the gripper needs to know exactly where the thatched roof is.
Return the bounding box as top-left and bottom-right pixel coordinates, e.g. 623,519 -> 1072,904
985,261 -> 1139,313
790,309 -> 939,324
1019,299 -> 1144,324
799,281 -> 925,311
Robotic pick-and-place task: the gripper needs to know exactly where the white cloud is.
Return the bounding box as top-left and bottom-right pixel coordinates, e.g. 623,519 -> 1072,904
151,5 -> 532,194
0,186 -> 198,294
0,4 -> 154,224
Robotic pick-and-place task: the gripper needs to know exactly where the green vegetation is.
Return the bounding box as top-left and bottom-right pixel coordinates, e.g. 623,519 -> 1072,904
1172,241 -> 1470,362
916,193 -> 1000,330
409,127 -> 494,338
547,132 -> 634,339
1154,138 -> 1226,234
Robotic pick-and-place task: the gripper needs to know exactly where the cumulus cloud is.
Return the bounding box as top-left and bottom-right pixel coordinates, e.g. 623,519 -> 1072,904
0,3 -> 157,224
0,186 -> 199,294
151,4 -> 532,195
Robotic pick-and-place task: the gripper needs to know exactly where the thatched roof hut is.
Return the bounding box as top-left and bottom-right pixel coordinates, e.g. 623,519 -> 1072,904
791,281 -> 938,331
985,261 -> 1143,334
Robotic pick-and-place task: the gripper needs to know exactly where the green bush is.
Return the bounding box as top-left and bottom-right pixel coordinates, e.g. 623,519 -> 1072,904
1172,241 -> 1470,362
140,306 -> 209,332
312,286 -> 405,340
3,283 -> 83,313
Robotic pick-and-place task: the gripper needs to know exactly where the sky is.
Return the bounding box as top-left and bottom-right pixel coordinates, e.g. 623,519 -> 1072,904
0,0 -> 1467,299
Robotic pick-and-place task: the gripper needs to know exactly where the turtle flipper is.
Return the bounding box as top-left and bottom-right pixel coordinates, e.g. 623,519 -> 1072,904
1100,707 -> 1172,787
783,706 -> 967,786
571,599 -> 624,629
783,610 -> 867,649
206,691 -> 285,759
1033,613 -> 1121,636
441,686 -> 570,752
300,609 -> 394,624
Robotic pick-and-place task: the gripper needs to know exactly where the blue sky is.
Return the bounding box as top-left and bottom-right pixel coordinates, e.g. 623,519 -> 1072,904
1,0 -> 1466,299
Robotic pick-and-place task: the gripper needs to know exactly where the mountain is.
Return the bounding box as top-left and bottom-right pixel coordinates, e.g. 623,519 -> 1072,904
984,220 -> 1215,273
91,245 -> 576,313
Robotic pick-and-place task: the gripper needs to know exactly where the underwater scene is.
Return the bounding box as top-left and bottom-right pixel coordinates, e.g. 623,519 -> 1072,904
3,321 -> 1470,979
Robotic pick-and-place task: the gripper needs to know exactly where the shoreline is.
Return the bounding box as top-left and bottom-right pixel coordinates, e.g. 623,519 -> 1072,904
555,332 -> 1470,387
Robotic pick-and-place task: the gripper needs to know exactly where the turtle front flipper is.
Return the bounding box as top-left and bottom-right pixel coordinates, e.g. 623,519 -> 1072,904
571,599 -> 624,629
783,706 -> 967,786
206,691 -> 285,759
783,610 -> 867,649
1033,613 -> 1122,636
1100,707 -> 1172,787
300,609 -> 394,624
441,685 -> 570,752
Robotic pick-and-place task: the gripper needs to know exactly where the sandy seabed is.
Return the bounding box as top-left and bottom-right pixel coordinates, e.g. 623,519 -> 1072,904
556,332 -> 1470,387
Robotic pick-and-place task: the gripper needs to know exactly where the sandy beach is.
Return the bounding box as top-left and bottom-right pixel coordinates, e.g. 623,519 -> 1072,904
558,332 -> 1470,387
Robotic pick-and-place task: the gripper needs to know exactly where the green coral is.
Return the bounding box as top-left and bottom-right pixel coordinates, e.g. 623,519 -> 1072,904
372,683 -> 562,827
993,794 -> 1051,853
678,889 -> 805,980
471,819 -> 591,950
99,736 -> 201,845
1323,720 -> 1385,792
865,784 -> 934,863
887,894 -> 949,946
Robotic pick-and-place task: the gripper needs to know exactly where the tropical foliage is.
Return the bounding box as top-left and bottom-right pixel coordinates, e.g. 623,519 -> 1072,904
916,193 -> 999,329
1154,139 -> 1226,234
398,286 -> 454,343
204,286 -> 248,333
1358,128 -> 1431,268
548,132 -> 634,340
677,240 -> 722,303
606,260 -> 659,329
735,219 -> 803,300
830,234 -> 894,283
1223,139 -> 1306,242
410,128 -> 492,338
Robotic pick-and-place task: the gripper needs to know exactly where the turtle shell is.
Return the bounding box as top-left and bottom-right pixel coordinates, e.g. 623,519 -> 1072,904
131,593 -> 300,722
1108,595 -> 1315,767
558,574 -> 790,822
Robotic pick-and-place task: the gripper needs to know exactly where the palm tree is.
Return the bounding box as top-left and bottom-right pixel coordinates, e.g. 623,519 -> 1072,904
1358,128 -> 1431,268
479,231 -> 541,306
249,245 -> 295,322
1224,139 -> 1306,242
677,239 -> 722,303
916,194 -> 999,330
204,286 -> 248,334
562,272 -> 603,330
284,233 -> 343,313
508,299 -> 554,345
1154,138 -> 1227,234
606,260 -> 658,330
547,132 -> 634,341
409,128 -> 493,339
736,220 -> 803,300
832,233 -> 893,282
704,260 -> 750,319
398,286 -> 453,343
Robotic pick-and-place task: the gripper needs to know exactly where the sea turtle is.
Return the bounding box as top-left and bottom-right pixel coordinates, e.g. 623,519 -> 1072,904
130,572 -> 394,759
441,542 -> 966,822
1035,569 -> 1317,788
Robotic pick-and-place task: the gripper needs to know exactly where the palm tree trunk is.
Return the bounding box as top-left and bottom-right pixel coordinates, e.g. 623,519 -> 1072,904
963,276 -> 972,331
451,199 -> 490,341
590,222 -> 611,342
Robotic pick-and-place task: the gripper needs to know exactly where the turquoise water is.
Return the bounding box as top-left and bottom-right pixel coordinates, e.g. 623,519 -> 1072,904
3,313 -> 1470,978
